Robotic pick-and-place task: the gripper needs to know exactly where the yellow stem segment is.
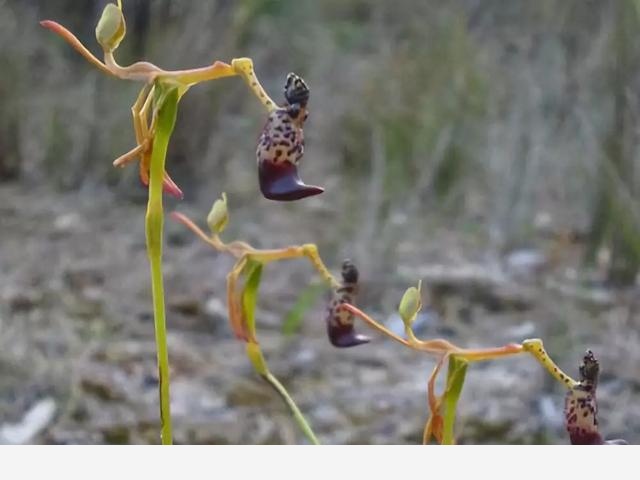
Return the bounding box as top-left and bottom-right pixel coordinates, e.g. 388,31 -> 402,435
170,212 -> 340,289
231,58 -> 278,112
522,339 -> 579,388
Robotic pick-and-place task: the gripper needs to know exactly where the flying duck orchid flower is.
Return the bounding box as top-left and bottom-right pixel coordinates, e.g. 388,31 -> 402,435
41,1 -> 318,201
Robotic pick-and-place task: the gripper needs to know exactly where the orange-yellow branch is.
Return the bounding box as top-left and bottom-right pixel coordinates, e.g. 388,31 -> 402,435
343,303 -> 524,361
40,20 -> 113,76
41,21 -> 238,86
342,303 -> 412,348
170,212 -> 226,252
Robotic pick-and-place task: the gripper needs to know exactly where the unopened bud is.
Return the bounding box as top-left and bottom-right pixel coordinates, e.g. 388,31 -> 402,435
207,193 -> 229,234
95,3 -> 126,52
399,280 -> 422,327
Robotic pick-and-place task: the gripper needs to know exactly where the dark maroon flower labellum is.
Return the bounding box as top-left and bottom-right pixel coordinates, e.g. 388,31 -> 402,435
325,260 -> 370,348
327,321 -> 370,348
258,160 -> 324,201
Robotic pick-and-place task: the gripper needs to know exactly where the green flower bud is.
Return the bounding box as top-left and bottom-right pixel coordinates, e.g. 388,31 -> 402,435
399,280 -> 422,327
207,193 -> 229,234
95,3 -> 126,52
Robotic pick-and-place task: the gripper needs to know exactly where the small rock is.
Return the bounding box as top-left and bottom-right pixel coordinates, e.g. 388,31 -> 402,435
63,289 -> 104,318
52,212 -> 85,236
226,379 -> 274,407
204,297 -> 226,322
169,295 -> 201,316
79,365 -> 129,401
44,429 -> 102,445
358,367 -> 388,385
288,347 -> 319,374
504,249 -> 548,279
63,263 -> 105,290
340,400 -> 379,427
0,397 -> 57,444
310,404 -> 347,431
171,379 -> 225,417
102,425 -> 130,445
3,288 -> 42,313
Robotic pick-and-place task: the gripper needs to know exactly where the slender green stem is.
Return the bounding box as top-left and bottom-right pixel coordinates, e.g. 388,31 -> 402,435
146,84 -> 179,445
246,343 -> 319,444
147,205 -> 172,444
263,372 -> 320,445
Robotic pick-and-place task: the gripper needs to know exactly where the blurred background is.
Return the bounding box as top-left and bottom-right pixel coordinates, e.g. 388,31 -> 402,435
1,0 -> 640,444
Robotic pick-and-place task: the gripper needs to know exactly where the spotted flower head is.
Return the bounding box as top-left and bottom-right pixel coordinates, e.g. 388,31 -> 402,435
326,260 -> 370,348
257,73 -> 324,201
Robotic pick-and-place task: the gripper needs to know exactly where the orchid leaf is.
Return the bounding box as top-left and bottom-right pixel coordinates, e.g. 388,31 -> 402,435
241,259 -> 263,341
240,261 -> 319,444
442,355 -> 468,445
153,83 -> 179,166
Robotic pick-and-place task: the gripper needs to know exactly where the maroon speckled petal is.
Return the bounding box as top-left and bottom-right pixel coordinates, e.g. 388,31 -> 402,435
327,322 -> 370,348
258,161 -> 323,201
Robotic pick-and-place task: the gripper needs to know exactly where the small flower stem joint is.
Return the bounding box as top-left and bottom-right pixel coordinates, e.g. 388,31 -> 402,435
301,244 -> 340,288
231,58 -> 277,112
246,342 -> 268,375
522,339 -> 578,388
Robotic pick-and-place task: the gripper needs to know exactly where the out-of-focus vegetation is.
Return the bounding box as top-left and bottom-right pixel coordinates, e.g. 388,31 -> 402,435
2,0 -> 639,284
2,0 -> 640,445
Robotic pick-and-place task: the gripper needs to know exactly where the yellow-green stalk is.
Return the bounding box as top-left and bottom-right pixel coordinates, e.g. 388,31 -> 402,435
146,83 -> 179,444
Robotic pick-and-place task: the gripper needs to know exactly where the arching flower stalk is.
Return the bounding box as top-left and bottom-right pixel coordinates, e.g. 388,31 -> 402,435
41,1 -> 318,444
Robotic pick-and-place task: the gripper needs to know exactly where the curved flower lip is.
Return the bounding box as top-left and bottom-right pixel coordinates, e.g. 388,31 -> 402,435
327,322 -> 370,348
258,161 -> 323,201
